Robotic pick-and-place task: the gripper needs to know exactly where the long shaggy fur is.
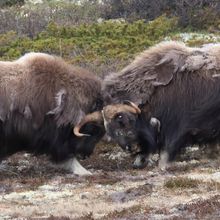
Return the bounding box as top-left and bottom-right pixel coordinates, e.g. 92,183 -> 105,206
103,41 -> 220,161
0,53 -> 104,162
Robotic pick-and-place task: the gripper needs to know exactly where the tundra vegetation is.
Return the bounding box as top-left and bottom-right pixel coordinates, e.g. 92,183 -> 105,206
1,0 -> 220,74
0,0 -> 220,219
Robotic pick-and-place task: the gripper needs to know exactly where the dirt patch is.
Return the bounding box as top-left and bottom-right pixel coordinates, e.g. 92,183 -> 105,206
0,143 -> 219,219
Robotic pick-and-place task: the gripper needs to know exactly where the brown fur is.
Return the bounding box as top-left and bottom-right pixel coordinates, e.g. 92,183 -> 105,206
101,41 -> 220,164
0,52 -> 101,127
103,41 -> 219,105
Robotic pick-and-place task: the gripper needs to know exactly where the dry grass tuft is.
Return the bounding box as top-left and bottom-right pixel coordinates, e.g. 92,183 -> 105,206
164,177 -> 201,189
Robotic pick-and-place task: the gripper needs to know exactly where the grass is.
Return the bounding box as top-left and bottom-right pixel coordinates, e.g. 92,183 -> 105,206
164,177 -> 201,189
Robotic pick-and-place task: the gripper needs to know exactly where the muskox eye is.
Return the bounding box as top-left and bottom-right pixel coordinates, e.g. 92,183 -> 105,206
117,114 -> 123,119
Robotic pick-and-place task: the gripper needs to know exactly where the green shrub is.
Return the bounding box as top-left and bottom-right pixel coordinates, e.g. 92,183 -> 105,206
0,15 -> 178,64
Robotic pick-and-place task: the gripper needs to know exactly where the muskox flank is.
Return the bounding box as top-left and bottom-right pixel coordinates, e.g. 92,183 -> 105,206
0,53 -> 105,175
75,41 -> 220,169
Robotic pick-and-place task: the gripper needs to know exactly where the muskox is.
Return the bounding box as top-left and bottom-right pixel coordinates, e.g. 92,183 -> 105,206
75,41 -> 220,169
0,53 -> 105,175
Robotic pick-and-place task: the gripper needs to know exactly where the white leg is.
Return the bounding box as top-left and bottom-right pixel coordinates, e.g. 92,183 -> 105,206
133,153 -> 154,169
133,154 -> 147,168
58,157 -> 92,176
158,151 -> 169,170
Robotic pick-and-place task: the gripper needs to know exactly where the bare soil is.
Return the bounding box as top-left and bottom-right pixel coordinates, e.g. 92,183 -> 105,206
0,143 -> 219,220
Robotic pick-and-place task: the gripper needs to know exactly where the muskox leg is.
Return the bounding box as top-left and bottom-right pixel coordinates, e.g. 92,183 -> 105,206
133,153 -> 154,169
158,134 -> 187,169
158,151 -> 169,170
58,157 -> 92,176
133,117 -> 160,169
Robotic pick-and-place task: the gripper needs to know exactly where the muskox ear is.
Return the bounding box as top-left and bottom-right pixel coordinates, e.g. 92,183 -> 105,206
152,59 -> 175,86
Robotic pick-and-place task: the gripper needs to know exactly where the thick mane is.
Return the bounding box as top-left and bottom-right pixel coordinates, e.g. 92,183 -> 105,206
103,41 -> 220,105
0,53 -> 101,127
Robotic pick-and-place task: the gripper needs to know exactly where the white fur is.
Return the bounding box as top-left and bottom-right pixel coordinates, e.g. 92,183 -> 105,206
133,154 -> 146,168
58,157 -> 92,176
150,117 -> 161,132
133,153 -> 154,168
158,151 -> 169,170
101,110 -> 108,130
47,89 -> 67,115
55,89 -> 67,108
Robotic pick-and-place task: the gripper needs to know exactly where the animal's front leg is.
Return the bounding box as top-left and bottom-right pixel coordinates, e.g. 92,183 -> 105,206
133,153 -> 154,169
158,151 -> 170,170
133,117 -> 160,169
58,157 -> 92,176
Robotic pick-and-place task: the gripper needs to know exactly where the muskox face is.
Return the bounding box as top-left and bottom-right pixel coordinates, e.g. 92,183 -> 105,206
73,101 -> 141,151
104,111 -> 138,151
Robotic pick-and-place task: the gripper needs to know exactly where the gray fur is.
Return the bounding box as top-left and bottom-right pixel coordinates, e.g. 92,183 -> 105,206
103,41 -> 219,105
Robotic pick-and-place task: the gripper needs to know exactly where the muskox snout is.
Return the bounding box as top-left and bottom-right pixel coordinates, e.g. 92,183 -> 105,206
111,128 -> 137,152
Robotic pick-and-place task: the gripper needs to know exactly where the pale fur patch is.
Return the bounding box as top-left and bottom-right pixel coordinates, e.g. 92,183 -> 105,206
133,154 -> 147,168
158,151 -> 169,170
57,157 -> 92,176
47,89 -> 67,115
150,117 -> 161,132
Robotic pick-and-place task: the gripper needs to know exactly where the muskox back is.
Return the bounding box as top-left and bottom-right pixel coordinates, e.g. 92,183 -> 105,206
0,53 -> 105,175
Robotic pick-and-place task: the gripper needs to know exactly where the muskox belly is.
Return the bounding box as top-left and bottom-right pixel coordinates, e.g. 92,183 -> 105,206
0,113 -> 33,160
0,113 -> 105,164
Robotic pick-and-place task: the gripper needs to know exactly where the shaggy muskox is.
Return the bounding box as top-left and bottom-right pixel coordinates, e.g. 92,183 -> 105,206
0,53 -> 105,175
75,41 -> 220,169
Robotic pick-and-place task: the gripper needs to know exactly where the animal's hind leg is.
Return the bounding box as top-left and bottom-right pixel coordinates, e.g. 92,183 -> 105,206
57,157 -> 92,176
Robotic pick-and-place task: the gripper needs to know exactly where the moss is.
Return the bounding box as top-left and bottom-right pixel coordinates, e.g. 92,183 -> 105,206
164,177 -> 201,189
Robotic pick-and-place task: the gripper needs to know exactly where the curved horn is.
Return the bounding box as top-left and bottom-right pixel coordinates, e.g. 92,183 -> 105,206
123,100 -> 141,114
73,111 -> 103,137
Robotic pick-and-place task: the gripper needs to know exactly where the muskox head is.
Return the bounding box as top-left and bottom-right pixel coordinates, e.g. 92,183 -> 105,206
74,101 -> 160,152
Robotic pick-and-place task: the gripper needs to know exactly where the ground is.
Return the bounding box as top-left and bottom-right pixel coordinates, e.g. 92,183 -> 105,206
0,143 -> 219,220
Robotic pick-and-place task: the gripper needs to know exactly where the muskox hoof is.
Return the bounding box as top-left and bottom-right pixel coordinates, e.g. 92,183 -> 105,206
133,154 -> 148,169
57,157 -> 92,176
73,168 -> 92,176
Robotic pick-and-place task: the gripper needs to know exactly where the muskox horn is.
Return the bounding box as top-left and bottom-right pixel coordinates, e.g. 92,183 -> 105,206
123,100 -> 141,114
73,111 -> 103,137
102,103 -> 141,123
